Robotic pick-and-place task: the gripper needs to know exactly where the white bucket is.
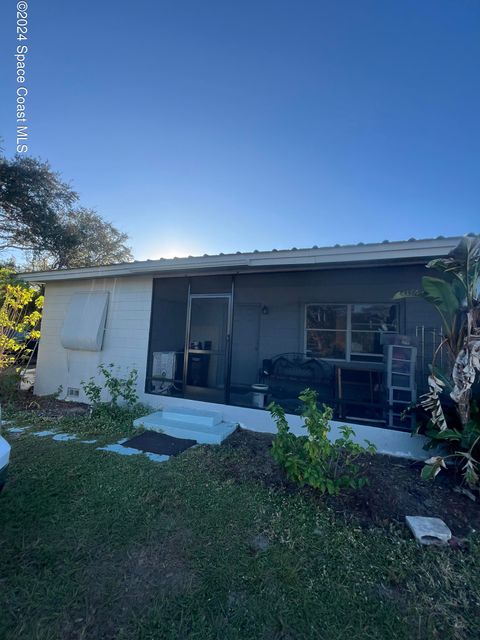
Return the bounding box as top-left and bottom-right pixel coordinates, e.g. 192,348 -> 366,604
251,384 -> 269,408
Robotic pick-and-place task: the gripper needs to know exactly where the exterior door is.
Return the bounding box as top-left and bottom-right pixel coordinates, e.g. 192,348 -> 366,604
231,303 -> 261,385
184,295 -> 232,404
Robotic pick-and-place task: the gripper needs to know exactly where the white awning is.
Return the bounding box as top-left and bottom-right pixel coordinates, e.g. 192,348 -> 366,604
60,292 -> 109,351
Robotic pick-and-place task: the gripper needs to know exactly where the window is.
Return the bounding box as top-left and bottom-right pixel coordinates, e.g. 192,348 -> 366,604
305,303 -> 398,361
306,305 -> 347,359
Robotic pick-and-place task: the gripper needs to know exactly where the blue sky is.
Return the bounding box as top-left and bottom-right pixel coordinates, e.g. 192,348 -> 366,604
1,0 -> 479,260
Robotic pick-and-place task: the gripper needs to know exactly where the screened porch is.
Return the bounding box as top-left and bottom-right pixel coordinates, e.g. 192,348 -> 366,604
144,269 -> 442,430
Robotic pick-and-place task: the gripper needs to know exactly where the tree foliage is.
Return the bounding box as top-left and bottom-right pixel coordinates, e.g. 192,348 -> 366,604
0,277 -> 43,372
0,267 -> 18,306
0,153 -> 133,269
395,236 -> 480,488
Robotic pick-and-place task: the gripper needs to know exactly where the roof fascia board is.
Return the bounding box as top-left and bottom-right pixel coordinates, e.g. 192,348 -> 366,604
20,237 -> 461,283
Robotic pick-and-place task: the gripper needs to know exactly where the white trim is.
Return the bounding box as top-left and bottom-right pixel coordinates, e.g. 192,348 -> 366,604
20,236 -> 463,283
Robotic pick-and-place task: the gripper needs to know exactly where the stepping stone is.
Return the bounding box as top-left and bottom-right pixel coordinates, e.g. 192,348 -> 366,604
144,452 -> 170,463
80,439 -> 97,444
405,516 -> 452,545
250,534 -> 270,552
96,444 -> 142,456
52,433 -> 78,441
33,430 -> 58,437
7,427 -> 29,433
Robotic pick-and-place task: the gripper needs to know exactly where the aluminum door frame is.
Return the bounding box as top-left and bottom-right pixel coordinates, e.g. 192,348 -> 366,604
183,286 -> 234,404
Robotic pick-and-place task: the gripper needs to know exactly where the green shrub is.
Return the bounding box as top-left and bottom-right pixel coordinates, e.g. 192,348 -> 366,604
0,279 -> 43,371
80,402 -> 148,438
81,364 -> 138,407
269,389 -> 376,495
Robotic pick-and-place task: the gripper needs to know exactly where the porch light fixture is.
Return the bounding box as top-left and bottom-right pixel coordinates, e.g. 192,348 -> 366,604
262,305 -> 269,315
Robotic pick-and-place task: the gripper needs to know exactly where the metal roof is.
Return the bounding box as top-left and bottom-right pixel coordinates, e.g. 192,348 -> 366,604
21,235 -> 467,283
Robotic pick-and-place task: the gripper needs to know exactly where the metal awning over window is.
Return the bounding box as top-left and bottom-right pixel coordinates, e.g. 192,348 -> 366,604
61,292 -> 109,351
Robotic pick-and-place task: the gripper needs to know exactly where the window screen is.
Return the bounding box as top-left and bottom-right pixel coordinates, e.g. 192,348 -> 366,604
61,292 -> 109,351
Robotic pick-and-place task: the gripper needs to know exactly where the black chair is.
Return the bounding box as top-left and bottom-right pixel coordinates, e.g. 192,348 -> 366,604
261,353 -> 336,413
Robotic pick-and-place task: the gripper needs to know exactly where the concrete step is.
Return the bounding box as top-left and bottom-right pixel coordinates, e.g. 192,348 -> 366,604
161,406 -> 222,427
133,411 -> 236,445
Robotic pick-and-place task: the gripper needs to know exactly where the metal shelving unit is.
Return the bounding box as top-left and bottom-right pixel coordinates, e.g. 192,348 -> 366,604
385,345 -> 417,429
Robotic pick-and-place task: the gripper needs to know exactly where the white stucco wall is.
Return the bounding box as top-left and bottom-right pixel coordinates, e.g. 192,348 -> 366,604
36,274 -> 430,460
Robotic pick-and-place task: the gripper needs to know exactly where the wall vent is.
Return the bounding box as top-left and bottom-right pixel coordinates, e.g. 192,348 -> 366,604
67,387 -> 80,398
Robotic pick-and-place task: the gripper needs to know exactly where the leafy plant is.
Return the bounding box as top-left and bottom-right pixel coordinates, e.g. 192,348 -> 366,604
81,377 -> 102,405
269,389 -> 376,495
77,402 -> 147,438
81,363 -> 139,408
0,277 -> 43,373
395,236 -> 480,488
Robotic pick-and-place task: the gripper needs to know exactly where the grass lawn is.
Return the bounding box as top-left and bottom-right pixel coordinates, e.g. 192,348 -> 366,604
1,419 -> 479,639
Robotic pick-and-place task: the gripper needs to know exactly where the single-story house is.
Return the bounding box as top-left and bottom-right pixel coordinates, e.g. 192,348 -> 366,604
22,236 -> 462,458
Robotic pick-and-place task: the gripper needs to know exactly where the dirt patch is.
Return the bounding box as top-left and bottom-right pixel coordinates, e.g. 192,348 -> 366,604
62,531 -> 195,640
222,428 -> 480,537
7,389 -> 90,417
222,429 -> 287,486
